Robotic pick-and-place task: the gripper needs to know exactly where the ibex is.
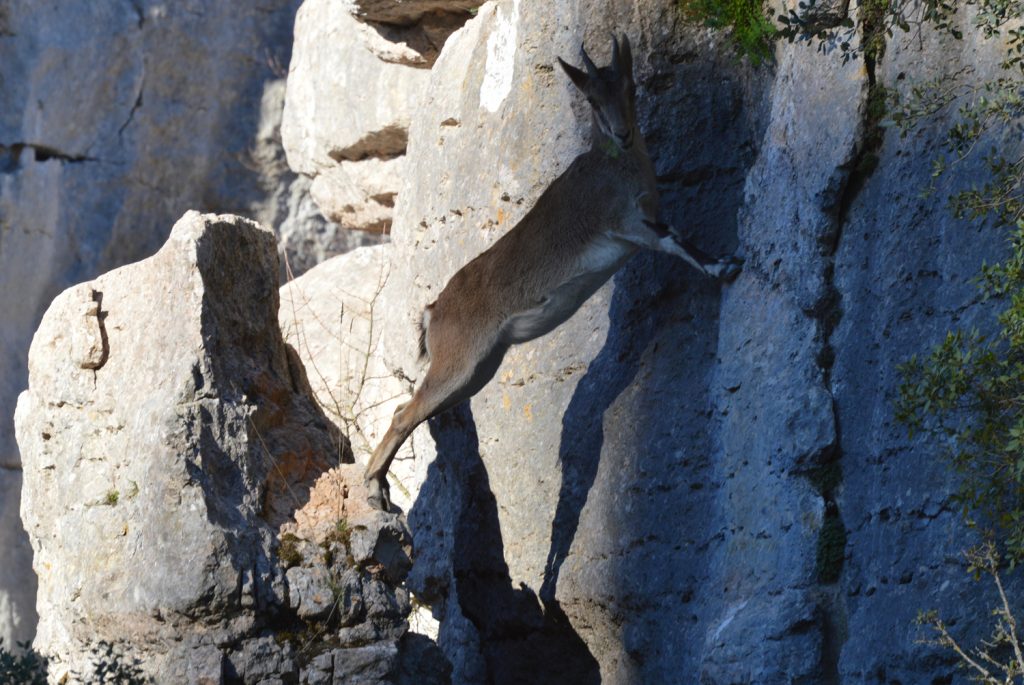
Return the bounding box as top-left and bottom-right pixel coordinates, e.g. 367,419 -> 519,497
365,35 -> 742,511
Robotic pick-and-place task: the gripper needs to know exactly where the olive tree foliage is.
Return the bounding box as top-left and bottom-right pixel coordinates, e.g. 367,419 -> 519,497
890,0 -> 1024,565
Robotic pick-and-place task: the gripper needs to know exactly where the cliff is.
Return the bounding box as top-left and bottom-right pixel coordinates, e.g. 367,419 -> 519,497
6,0 -> 1023,682
0,0 -> 381,648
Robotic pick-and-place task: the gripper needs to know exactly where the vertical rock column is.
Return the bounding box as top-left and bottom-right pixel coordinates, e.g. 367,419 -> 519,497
702,24 -> 866,683
15,212 -> 341,681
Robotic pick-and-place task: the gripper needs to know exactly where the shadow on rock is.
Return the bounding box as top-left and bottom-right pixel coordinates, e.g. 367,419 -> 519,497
541,254 -> 678,605
410,403 -> 601,685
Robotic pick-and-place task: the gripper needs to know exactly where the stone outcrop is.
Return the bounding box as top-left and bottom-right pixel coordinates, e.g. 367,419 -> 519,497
14,212 -> 442,683
280,0 -> 483,236
0,0 -> 373,645
15,211 -> 333,679
276,1 -> 1019,682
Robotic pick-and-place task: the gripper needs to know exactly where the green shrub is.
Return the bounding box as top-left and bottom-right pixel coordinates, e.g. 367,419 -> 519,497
678,0 -> 778,64
897,223 -> 1024,562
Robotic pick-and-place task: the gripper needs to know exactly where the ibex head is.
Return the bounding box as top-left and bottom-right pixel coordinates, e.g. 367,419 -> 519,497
557,35 -> 636,150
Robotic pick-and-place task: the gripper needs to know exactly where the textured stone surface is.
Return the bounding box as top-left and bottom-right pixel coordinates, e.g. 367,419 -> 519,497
832,13 -> 1019,683
350,515 -> 414,583
280,0 -> 480,237
353,0 -> 482,26
341,1 -> 1024,683
14,212 -> 341,681
278,176 -> 383,280
0,468 -> 35,647
279,246 -> 424,512
0,0 -> 349,644
286,566 -> 337,621
310,158 -> 403,234
282,1 -> 428,176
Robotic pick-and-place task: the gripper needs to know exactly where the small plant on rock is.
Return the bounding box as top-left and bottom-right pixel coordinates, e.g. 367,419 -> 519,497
278,532 -> 303,569
917,542 -> 1024,684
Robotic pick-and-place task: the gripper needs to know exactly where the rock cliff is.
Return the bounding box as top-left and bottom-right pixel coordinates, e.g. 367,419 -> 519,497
0,0 -> 384,646
283,1 -> 1023,682
8,0 -> 1024,682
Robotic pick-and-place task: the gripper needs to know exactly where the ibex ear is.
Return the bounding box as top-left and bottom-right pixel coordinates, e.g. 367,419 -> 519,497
557,57 -> 589,92
618,34 -> 633,79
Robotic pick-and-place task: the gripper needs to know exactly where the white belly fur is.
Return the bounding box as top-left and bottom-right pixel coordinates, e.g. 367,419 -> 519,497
501,234 -> 635,345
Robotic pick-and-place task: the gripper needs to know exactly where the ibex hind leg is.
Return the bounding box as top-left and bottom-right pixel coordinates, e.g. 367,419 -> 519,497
364,391 -> 436,512
363,340 -> 509,511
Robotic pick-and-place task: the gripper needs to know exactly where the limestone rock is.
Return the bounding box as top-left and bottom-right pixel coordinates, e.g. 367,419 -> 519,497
0,0 -> 344,643
282,1 -> 428,176
365,1 -> 1022,683
279,0 -> 483,238
310,159 -> 403,233
286,566 -> 336,621
226,637 -> 298,684
0,468 -> 35,647
331,642 -> 398,684
352,1 -> 482,26
278,176 -> 384,280
15,211 -> 341,681
350,514 -> 414,583
280,461 -> 414,584
279,246 -> 422,512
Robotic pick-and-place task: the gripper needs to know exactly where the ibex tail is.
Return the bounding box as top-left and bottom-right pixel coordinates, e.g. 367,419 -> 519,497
417,304 -> 433,361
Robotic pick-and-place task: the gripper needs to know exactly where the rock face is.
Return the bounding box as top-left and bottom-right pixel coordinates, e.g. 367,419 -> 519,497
9,0 -> 1022,682
0,0 -> 371,645
15,212 -> 443,683
279,245 -> 426,513
0,468 -> 35,648
15,211 -> 333,679
280,0 -> 482,235
285,1 -> 1019,683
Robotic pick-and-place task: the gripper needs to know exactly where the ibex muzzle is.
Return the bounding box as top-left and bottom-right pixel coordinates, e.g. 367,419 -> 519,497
364,35 -> 742,511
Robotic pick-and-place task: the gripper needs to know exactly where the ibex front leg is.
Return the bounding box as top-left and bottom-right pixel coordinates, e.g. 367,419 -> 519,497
365,384 -> 455,512
642,219 -> 743,281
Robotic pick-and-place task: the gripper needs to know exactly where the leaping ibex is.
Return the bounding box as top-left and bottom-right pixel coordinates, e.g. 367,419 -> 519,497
364,35 -> 742,511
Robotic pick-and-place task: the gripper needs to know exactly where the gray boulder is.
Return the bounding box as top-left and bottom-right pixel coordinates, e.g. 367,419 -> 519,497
15,211 -> 340,681
0,0 -> 342,644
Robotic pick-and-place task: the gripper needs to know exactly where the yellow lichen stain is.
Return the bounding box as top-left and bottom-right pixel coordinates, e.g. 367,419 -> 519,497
502,393 -> 511,411
497,207 -> 507,225
523,404 -> 533,422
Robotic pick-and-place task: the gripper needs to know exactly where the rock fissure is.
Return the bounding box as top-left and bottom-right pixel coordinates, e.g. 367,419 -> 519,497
118,74 -> 145,138
328,127 -> 409,163
127,0 -> 144,28
1,143 -> 99,168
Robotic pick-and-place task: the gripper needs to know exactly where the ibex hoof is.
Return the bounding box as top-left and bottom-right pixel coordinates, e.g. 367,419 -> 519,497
365,476 -> 392,512
710,255 -> 743,283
